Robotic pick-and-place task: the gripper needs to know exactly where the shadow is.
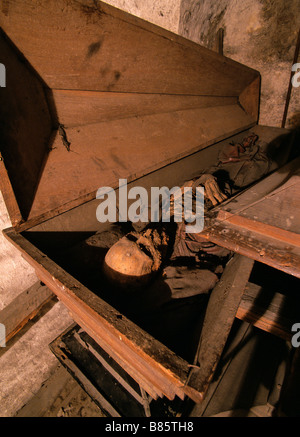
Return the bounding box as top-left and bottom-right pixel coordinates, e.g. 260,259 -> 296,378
224,324 -> 289,415
243,263 -> 300,341
265,126 -> 300,168
0,29 -> 58,221
184,319 -> 290,416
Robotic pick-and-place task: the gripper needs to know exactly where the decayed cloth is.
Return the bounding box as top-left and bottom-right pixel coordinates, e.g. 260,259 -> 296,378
170,132 -> 272,261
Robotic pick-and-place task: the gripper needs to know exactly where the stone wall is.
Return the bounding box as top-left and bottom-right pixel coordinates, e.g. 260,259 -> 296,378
104,0 -> 300,129
102,0 -> 181,33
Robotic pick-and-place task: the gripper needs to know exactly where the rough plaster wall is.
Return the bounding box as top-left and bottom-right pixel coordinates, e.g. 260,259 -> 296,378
179,0 -> 300,129
102,0 -> 181,32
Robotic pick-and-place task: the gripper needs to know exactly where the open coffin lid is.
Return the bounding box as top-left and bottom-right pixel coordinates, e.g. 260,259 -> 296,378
0,0 -> 261,231
2,0 -> 298,405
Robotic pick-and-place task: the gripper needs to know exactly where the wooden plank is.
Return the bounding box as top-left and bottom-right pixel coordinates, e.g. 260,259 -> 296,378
50,90 -> 238,127
3,227 -> 192,401
0,0 -> 259,96
25,104 -> 254,225
217,155 -> 300,219
235,175 -> 300,234
216,211 -> 300,247
185,255 -> 255,401
22,125 -> 287,235
0,282 -> 54,343
236,282 -> 299,341
198,222 -> 300,279
189,321 -> 251,417
201,157 -> 300,278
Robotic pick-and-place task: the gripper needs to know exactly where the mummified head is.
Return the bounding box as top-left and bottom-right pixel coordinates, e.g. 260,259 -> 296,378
103,228 -> 168,290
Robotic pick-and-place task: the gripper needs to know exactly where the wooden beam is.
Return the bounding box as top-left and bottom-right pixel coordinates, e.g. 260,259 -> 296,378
0,152 -> 23,227
186,254 -> 255,401
236,282 -> 298,341
216,211 -> 300,247
198,223 -> 300,279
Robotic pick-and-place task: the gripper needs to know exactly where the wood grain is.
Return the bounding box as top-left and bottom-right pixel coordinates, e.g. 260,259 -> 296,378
26,104 -> 254,223
216,211 -> 300,247
186,254 -> 255,399
236,282 -> 298,341
0,153 -> 23,227
50,90 -> 238,127
0,282 -> 53,343
199,222 -> 300,279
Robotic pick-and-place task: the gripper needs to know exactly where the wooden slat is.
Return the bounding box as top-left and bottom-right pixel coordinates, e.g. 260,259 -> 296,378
236,282 -> 298,341
0,0 -> 259,96
198,223 -> 300,279
50,90 -> 238,127
3,227 -> 192,401
0,282 -> 53,343
185,254 -> 255,401
216,211 -> 300,247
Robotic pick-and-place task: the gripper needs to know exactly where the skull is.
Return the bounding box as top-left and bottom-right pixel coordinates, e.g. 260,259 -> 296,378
103,228 -> 169,290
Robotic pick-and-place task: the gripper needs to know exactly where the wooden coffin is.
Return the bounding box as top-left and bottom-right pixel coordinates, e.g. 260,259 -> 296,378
1,0 -> 298,404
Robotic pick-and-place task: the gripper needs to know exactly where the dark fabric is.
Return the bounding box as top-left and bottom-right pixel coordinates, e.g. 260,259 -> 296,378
210,132 -> 272,190
162,265 -> 219,299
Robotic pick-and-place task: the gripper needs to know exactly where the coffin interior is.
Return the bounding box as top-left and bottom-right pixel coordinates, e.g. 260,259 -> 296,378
18,125 -> 294,363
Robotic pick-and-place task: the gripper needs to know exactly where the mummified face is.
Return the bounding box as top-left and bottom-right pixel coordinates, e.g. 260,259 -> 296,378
102,228 -> 169,290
